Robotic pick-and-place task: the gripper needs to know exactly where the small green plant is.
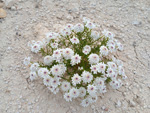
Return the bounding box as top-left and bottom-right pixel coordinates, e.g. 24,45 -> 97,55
24,18 -> 127,107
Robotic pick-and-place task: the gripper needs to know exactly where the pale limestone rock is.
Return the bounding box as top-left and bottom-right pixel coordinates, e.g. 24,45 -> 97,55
0,2 -> 4,8
0,8 -> 6,18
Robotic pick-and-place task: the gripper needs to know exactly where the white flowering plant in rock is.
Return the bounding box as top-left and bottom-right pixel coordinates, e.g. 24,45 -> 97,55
24,18 -> 127,107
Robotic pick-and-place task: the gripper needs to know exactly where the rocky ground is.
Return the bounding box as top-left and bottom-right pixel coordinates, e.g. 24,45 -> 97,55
0,0 -> 150,113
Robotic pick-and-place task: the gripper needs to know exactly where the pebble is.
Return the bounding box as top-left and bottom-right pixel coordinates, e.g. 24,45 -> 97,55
6,0 -> 16,9
101,106 -> 105,110
132,21 -> 142,26
104,107 -> 109,111
129,100 -> 136,107
115,100 -> 121,108
0,2 -> 4,8
0,8 -> 7,18
11,6 -> 16,11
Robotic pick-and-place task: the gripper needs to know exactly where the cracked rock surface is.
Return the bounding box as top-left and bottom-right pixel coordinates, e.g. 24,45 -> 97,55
0,0 -> 150,113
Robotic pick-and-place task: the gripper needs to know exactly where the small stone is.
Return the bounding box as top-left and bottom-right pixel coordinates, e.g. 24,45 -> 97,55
66,15 -> 73,21
115,100 -> 121,107
11,6 -> 16,11
104,107 -> 109,111
0,2 -> 4,8
6,0 -> 16,9
0,8 -> 7,18
101,106 -> 105,110
132,21 -> 142,26
129,100 -> 136,107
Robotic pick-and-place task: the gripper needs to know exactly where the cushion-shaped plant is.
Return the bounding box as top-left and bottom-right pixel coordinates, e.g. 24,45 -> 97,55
24,18 -> 127,107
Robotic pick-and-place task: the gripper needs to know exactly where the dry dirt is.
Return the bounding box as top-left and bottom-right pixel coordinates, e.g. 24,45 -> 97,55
0,0 -> 150,113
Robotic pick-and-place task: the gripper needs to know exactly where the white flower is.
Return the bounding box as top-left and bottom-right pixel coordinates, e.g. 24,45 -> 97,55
70,36 -> 79,44
61,28 -> 71,36
97,62 -> 106,74
51,42 -> 58,48
66,24 -> 74,30
100,46 -> 109,56
61,81 -> 71,92
106,31 -> 114,39
112,57 -> 123,67
43,75 -> 52,86
29,71 -> 37,81
110,72 -> 118,80
53,49 -> 62,60
62,48 -> 74,60
94,77 -> 104,88
48,85 -> 59,94
46,32 -> 57,41
108,44 -> 116,53
102,29 -> 107,36
88,95 -> 98,103
59,63 -> 67,75
50,78 -> 60,88
23,57 -> 30,65
118,66 -> 125,75
98,85 -> 107,93
117,42 -> 123,51
84,45 -> 91,51
91,31 -> 100,40
38,68 -> 50,78
64,93 -> 72,102
107,62 -> 117,71
82,50 -> 89,55
71,74 -> 81,86
42,38 -> 49,45
85,22 -> 95,29
83,17 -> 91,23
71,54 -> 81,66
74,23 -> 84,33
88,53 -> 99,64
122,75 -> 127,80
87,84 -> 97,96
81,71 -> 93,83
69,88 -> 79,98
83,45 -> 91,55
102,29 -> 114,39
107,39 -> 116,46
30,63 -> 39,72
52,87 -> 59,94
38,68 -> 43,77
51,64 -> 63,77
44,55 -> 53,66
79,87 -> 86,97
36,41 -> 44,47
106,68 -> 114,77
31,43 -> 41,53
54,75 -> 62,80
46,32 -> 53,41
80,98 -> 90,107
110,79 -> 122,89
90,65 -> 98,74
47,85 -> 55,92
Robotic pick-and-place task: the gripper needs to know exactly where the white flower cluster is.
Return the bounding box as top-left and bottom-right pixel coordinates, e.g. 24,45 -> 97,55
24,18 -> 127,107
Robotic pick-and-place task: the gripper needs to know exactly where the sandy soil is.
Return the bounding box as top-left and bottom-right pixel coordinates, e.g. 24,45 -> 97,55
0,0 -> 150,113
